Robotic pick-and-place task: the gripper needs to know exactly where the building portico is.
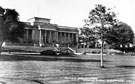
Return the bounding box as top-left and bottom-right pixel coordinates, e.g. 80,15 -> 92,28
24,17 -> 79,47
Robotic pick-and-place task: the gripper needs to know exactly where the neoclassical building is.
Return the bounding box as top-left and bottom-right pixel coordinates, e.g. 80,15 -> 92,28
24,17 -> 79,46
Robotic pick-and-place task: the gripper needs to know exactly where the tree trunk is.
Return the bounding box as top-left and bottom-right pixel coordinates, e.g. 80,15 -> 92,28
0,40 -> 4,56
100,19 -> 105,68
100,41 -> 104,68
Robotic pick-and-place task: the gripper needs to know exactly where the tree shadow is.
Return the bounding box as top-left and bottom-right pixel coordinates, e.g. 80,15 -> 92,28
116,65 -> 135,69
0,54 -> 110,62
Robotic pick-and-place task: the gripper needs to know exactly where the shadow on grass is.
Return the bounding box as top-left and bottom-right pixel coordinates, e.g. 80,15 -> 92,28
116,65 -> 135,69
0,54 -> 109,62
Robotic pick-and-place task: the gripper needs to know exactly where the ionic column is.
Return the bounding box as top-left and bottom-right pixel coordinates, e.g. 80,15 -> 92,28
76,33 -> 79,43
49,31 -> 52,43
64,32 -> 66,43
70,33 -> 72,43
32,30 -> 35,41
58,32 -> 59,42
39,29 -> 42,46
44,30 -> 47,44
51,31 -> 53,43
68,33 -> 70,43
26,29 -> 29,43
66,33 -> 68,43
55,31 -> 58,42
60,32 -> 62,43
52,31 -> 54,42
76,33 -> 79,48
71,33 -> 74,42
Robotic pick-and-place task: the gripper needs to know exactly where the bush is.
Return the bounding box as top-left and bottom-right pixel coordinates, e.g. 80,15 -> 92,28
115,47 -> 135,53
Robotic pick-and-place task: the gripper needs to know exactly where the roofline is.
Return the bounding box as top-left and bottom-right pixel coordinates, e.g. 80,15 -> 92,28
27,17 -> 51,21
58,25 -> 78,29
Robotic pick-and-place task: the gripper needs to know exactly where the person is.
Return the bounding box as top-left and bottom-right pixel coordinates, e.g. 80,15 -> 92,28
1,41 -> 6,47
55,43 -> 59,48
54,42 -> 61,51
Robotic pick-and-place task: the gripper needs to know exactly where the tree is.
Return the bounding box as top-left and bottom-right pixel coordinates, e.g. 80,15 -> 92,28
106,22 -> 134,48
0,6 -> 25,55
83,4 -> 117,67
80,27 -> 96,48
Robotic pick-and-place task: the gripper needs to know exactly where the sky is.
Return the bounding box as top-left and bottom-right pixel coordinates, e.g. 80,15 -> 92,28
0,0 -> 135,31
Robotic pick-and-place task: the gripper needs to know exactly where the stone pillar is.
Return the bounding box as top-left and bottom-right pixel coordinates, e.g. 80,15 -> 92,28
44,30 -> 47,44
58,32 -> 59,42
64,32 -> 66,43
71,33 -> 74,42
68,33 -> 70,43
51,31 -> 53,43
59,32 -> 62,43
32,30 -> 34,41
76,33 -> 79,43
46,31 -> 49,43
76,33 -> 79,48
39,29 -> 42,46
52,31 -> 55,42
66,33 -> 68,43
55,31 -> 58,42
70,33 -> 72,43
26,29 -> 29,43
49,31 -> 52,43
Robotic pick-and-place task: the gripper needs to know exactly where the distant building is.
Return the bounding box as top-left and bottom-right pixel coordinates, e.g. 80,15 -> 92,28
23,17 -> 79,47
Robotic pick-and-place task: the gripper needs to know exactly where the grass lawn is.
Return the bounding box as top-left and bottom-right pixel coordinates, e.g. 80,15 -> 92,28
0,52 -> 135,84
1,44 -> 135,83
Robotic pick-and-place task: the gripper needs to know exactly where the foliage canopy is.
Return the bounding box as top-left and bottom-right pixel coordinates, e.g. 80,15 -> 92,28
81,4 -> 134,48
0,6 -> 25,42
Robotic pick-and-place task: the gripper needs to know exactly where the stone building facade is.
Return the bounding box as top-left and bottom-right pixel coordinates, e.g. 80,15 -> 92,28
24,17 -> 79,47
